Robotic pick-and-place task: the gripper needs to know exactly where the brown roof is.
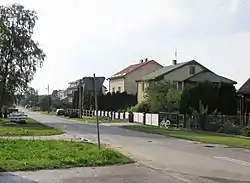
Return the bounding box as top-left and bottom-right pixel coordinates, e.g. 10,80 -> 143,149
109,60 -> 162,79
238,78 -> 250,95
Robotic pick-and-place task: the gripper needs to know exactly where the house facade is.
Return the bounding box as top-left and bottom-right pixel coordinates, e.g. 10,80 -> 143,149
66,77 -> 106,104
137,60 -> 237,103
108,58 -> 163,94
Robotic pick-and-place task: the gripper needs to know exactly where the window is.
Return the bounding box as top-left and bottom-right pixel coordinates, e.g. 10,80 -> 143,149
118,86 -> 121,92
189,66 -> 195,75
173,81 -> 178,89
178,81 -> 183,90
112,87 -> 115,93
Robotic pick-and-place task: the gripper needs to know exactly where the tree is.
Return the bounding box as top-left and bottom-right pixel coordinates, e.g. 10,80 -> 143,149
39,95 -> 51,112
0,4 -> 45,116
179,82 -> 237,115
146,81 -> 181,112
24,87 -> 39,107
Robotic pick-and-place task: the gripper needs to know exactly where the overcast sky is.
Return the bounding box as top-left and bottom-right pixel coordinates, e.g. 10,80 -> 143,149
3,0 -> 250,94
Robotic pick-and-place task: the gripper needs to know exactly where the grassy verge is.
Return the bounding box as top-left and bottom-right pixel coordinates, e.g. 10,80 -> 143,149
0,139 -> 133,172
121,125 -> 250,149
74,116 -> 122,123
0,118 -> 62,136
40,111 -> 56,116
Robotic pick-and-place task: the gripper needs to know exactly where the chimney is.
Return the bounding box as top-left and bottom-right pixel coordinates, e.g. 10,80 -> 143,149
172,60 -> 177,65
145,58 -> 148,62
140,59 -> 144,63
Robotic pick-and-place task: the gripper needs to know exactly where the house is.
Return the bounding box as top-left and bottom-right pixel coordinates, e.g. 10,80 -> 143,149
66,77 -> 106,103
67,79 -> 81,103
237,78 -> 250,115
137,59 -> 237,103
108,58 -> 163,94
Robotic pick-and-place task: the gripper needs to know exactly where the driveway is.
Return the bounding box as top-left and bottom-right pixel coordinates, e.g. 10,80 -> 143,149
4,111 -> 250,183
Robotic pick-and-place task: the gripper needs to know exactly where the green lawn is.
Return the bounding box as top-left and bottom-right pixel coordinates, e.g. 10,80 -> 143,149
121,125 -> 250,149
0,118 -> 62,136
40,111 -> 56,116
0,139 -> 133,171
74,116 -> 122,124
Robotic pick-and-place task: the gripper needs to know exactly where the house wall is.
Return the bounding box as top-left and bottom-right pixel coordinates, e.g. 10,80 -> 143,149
109,77 -> 125,93
163,63 -> 204,82
136,63 -> 204,103
125,62 -> 163,94
137,81 -> 149,103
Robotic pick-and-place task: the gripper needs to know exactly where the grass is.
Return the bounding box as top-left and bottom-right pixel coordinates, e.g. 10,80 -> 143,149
121,125 -> 250,149
0,118 -> 62,136
39,111 -> 56,116
74,116 -> 122,124
0,139 -> 133,172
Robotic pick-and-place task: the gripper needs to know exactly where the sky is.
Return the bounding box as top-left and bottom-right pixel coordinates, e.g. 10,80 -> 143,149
2,0 -> 250,94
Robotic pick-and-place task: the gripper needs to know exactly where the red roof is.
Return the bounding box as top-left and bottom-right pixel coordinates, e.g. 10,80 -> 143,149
110,60 -> 161,79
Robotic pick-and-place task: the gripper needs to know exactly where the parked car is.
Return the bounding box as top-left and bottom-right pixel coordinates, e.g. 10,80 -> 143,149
9,112 -> 27,124
56,109 -> 65,116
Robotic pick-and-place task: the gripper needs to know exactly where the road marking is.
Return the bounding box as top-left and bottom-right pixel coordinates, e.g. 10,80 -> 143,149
214,156 -> 250,166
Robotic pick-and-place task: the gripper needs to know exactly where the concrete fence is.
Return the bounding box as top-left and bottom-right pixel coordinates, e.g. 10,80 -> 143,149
82,110 -> 161,127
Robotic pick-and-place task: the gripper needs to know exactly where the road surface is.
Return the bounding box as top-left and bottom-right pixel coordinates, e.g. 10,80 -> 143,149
5,111 -> 250,183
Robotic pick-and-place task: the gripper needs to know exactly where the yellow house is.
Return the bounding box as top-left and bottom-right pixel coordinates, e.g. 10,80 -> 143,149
137,60 -> 237,103
108,58 -> 163,94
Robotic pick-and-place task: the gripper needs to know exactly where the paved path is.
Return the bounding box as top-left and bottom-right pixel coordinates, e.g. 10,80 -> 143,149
3,110 -> 250,182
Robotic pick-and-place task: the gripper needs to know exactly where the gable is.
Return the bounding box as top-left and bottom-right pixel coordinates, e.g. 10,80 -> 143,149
108,60 -> 163,80
139,60 -> 207,81
238,78 -> 250,95
185,70 -> 237,84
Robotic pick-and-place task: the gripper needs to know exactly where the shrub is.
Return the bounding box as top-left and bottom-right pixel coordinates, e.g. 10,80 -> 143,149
240,126 -> 250,137
205,121 -> 222,132
131,100 -> 151,113
69,111 -> 78,118
218,122 -> 241,135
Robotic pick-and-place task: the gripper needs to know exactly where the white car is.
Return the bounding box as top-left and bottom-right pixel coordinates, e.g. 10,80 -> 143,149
10,112 -> 27,123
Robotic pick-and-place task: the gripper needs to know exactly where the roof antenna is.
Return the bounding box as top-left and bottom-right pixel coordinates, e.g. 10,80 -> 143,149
175,48 -> 177,61
172,48 -> 177,65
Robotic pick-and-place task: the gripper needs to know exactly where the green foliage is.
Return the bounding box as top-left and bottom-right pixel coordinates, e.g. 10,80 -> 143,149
180,82 -> 237,115
0,4 -> 45,108
24,87 -> 39,107
39,95 -> 51,112
131,100 -> 151,112
98,92 -> 137,111
146,81 -> 181,112
0,139 -> 132,171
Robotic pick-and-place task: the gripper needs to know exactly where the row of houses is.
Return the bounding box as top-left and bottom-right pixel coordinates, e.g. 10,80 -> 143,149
52,77 -> 108,103
53,58 -> 250,114
108,58 -> 238,103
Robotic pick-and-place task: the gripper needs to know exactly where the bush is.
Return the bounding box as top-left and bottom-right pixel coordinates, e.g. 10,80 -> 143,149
64,110 -> 70,117
69,111 -> 78,118
218,122 -> 241,135
240,126 -> 250,137
131,100 -> 150,113
205,121 -> 222,132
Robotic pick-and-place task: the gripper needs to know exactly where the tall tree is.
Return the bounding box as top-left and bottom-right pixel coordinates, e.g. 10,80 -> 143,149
0,4 -> 45,115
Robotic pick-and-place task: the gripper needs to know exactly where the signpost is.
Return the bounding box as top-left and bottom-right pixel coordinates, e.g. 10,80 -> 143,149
93,73 -> 101,149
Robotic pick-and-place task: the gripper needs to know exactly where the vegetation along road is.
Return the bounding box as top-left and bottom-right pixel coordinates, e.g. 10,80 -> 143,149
25,111 -> 250,182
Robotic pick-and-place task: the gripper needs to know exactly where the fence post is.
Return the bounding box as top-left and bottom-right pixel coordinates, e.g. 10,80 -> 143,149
176,113 -> 179,128
143,112 -> 146,125
183,114 -> 187,128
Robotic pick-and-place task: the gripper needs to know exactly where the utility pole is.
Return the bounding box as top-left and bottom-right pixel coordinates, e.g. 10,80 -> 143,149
45,84 -> 50,114
93,74 -> 101,149
78,80 -> 82,118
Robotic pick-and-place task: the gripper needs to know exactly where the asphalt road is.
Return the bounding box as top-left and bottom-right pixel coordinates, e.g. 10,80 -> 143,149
4,111 -> 250,183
